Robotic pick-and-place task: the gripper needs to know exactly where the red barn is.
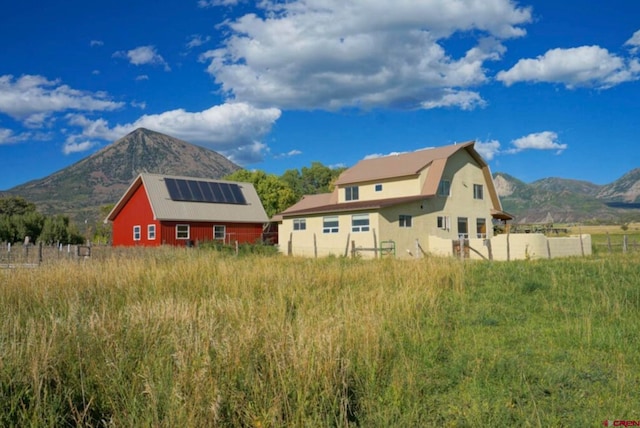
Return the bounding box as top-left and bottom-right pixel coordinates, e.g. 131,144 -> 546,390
105,173 -> 269,247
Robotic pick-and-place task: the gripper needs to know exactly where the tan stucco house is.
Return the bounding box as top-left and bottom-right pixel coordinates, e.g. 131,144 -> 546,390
276,141 -> 513,258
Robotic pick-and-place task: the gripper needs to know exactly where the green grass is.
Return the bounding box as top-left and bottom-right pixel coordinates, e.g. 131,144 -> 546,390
1,248 -> 639,426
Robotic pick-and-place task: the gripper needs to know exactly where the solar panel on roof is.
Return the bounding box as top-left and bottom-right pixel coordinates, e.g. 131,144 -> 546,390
164,178 -> 246,205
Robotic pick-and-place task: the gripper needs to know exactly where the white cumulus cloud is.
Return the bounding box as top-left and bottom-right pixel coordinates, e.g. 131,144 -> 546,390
625,29 -> 640,54
474,139 -> 501,160
0,74 -> 123,125
201,0 -> 531,110
497,45 -> 640,88
113,46 -> 170,71
506,131 -> 566,154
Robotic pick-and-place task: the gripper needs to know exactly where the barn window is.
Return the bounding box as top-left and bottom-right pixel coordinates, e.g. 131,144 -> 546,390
293,218 -> 306,231
476,218 -> 487,238
148,224 -> 156,240
214,225 -> 226,241
345,186 -> 359,201
323,216 -> 339,233
133,225 -> 141,241
473,184 -> 484,200
351,214 -> 370,232
438,180 -> 451,197
375,184 -> 383,192
437,216 -> 450,230
176,224 -> 190,240
399,214 -> 412,228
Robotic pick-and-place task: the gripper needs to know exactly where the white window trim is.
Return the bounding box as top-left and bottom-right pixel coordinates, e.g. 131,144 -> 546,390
176,224 -> 190,240
351,213 -> 370,233
399,214 -> 412,228
133,225 -> 141,241
474,184 -> 484,200
323,216 -> 339,234
147,224 -> 156,240
438,180 -> 451,197
293,218 -> 306,231
214,225 -> 226,241
345,186 -> 359,201
437,215 -> 451,231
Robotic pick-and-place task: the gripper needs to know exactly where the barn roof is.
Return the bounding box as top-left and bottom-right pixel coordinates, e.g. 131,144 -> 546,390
105,173 -> 269,223
334,141 -> 478,186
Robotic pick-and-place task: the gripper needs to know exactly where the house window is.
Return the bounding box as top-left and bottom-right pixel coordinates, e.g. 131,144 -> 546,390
293,218 -> 306,231
148,224 -> 156,240
323,216 -> 339,233
133,225 -> 141,241
375,184 -> 383,192
176,224 -> 190,240
476,218 -> 487,238
473,184 -> 484,200
351,214 -> 370,232
457,217 -> 468,239
399,215 -> 412,228
345,186 -> 359,201
437,216 -> 450,230
214,225 -> 226,241
438,180 -> 451,196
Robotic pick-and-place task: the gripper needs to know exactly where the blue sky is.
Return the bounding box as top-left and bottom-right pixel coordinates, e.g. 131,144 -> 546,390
1,0 -> 639,191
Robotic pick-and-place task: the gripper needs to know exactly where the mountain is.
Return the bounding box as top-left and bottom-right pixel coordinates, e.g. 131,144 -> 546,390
495,172 -> 640,223
5,128 -> 241,223
597,168 -> 640,206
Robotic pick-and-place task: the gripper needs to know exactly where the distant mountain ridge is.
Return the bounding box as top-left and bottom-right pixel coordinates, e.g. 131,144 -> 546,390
1,129 -> 638,225
495,170 -> 640,223
3,128 -> 240,223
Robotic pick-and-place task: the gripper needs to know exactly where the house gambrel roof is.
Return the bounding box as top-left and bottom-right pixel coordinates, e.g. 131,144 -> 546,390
279,141 -> 512,220
105,173 -> 269,224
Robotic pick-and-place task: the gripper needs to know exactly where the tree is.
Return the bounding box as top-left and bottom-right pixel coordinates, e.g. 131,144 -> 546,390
0,196 -> 37,216
39,215 -> 84,245
281,162 -> 346,199
225,170 -> 298,218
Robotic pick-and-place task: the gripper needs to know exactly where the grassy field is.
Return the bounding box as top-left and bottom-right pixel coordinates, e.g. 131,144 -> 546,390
2,247 -> 640,426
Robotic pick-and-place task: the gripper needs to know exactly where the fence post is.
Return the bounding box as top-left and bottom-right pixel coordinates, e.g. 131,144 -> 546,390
288,232 -> 292,256
344,233 -> 350,257
351,240 -> 356,258
486,239 -> 493,261
373,229 -> 378,259
313,233 -> 317,258
506,231 -> 511,261
623,234 -> 628,253
546,239 -> 551,259
39,242 -> 43,264
607,232 -> 612,253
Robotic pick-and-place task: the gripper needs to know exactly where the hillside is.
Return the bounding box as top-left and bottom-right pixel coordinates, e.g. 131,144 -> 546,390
495,173 -> 640,223
5,128 -> 240,223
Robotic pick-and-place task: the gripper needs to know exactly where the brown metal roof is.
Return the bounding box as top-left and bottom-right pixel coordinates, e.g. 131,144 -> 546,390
276,141 -> 506,218
334,141 -> 476,185
280,194 -> 431,217
106,173 -> 269,223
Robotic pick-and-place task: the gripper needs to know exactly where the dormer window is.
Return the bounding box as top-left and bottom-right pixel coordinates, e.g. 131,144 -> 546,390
345,186 -> 359,201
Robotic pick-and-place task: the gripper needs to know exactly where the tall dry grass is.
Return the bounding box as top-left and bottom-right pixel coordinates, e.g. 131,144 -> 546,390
1,248 -> 639,426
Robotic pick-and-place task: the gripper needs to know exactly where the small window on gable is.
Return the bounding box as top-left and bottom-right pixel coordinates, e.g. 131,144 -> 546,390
345,186 -> 359,201
214,225 -> 226,240
176,224 -> 189,240
399,215 -> 412,228
133,225 -> 141,241
438,180 -> 451,197
293,218 -> 306,231
375,184 -> 383,192
148,224 -> 156,240
473,184 -> 484,200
